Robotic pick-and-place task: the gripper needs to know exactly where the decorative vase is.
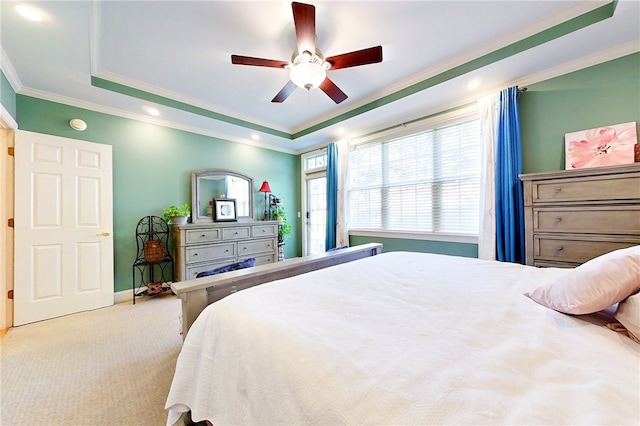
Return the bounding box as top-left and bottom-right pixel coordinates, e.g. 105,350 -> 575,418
170,215 -> 188,225
143,240 -> 164,263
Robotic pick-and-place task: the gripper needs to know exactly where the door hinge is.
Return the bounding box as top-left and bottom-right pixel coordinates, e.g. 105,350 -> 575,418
7,290 -> 13,300
7,218 -> 14,228
7,147 -> 14,156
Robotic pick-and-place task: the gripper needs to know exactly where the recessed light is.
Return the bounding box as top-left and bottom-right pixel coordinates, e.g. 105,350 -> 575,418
15,4 -> 43,22
144,107 -> 160,116
337,127 -> 346,135
467,79 -> 480,90
250,133 -> 259,141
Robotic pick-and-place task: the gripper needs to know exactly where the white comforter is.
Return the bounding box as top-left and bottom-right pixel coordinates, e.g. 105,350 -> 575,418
166,252 -> 639,425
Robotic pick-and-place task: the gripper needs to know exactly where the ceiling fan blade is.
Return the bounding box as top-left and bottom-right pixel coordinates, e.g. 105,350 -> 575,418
292,2 -> 316,54
231,55 -> 289,69
271,80 -> 297,103
319,77 -> 348,104
325,46 -> 383,70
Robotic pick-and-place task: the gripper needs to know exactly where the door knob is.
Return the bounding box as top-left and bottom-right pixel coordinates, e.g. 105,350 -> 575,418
97,231 -> 111,236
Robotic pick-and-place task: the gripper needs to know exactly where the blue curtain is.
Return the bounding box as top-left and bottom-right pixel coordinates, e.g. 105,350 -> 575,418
495,87 -> 525,263
325,143 -> 338,251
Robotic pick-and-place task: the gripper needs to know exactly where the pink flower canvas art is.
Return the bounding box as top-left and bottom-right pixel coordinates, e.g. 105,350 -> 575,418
565,122 -> 637,169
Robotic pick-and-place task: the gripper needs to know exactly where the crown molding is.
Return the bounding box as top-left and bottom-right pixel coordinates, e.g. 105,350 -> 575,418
91,69 -> 290,136
517,41 -> 639,87
0,47 -> 22,93
14,39 -> 636,158
17,86 -> 296,155
294,41 -> 637,156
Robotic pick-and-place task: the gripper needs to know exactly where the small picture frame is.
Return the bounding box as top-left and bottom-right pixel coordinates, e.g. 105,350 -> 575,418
213,198 -> 237,222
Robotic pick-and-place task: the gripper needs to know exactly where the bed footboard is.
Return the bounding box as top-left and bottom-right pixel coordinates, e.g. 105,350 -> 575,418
171,243 -> 383,338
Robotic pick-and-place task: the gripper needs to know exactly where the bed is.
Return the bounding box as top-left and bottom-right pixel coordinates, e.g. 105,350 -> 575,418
165,247 -> 640,425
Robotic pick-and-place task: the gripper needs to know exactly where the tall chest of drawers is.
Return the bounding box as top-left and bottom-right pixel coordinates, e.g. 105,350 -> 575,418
520,164 -> 640,268
172,220 -> 279,281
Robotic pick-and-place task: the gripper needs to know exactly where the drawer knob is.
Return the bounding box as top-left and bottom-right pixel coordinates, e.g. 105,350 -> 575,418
554,188 -> 562,193
235,231 -> 239,235
555,217 -> 563,223
556,246 -> 564,252
201,234 -> 206,237
193,253 -> 198,256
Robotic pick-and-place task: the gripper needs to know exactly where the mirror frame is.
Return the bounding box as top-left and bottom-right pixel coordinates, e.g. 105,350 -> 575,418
192,169 -> 254,223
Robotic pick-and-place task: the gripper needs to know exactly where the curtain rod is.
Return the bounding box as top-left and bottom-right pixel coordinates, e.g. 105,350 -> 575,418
517,86 -> 528,99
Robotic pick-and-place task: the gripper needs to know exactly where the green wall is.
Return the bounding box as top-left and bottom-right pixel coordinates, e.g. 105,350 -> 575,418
350,235 -> 478,258
15,96 -> 301,292
520,52 -> 640,173
1,70 -> 17,120
349,52 -> 640,255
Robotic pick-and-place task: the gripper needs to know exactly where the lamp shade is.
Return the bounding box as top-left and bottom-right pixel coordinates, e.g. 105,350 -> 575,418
290,62 -> 327,90
258,181 -> 272,193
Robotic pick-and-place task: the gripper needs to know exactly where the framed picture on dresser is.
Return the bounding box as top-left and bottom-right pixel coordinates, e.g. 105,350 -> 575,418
564,121 -> 637,169
213,198 -> 237,222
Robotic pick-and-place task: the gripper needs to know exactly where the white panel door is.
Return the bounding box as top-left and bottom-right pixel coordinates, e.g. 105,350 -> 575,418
14,130 -> 113,326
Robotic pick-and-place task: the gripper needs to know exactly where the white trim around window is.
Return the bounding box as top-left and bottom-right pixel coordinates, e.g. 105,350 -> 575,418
349,229 -> 478,244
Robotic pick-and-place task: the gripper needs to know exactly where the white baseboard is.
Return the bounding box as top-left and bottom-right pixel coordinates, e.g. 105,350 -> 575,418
114,289 -> 132,304
114,285 -> 176,304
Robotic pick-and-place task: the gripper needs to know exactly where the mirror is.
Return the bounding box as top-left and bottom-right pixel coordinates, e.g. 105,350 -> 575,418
192,169 -> 254,223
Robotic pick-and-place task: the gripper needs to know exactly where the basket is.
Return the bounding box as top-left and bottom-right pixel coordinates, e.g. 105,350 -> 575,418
147,282 -> 163,295
143,240 -> 164,263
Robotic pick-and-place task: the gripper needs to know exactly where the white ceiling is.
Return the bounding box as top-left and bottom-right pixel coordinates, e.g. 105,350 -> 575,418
1,1 -> 638,153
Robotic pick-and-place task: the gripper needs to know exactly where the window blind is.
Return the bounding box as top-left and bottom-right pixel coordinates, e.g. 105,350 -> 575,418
347,118 -> 480,235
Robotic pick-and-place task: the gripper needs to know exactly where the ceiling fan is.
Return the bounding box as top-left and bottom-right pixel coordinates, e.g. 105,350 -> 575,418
231,1 -> 383,104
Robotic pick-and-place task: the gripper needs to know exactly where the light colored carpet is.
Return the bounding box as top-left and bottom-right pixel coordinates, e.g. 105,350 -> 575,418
0,293 -> 183,426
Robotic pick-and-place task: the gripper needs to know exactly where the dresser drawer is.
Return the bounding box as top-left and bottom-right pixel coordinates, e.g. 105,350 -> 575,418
252,224 -> 277,238
533,207 -> 640,234
533,175 -> 640,203
238,238 -> 276,256
254,252 -> 276,266
185,260 -> 237,280
185,228 -> 221,244
186,243 -> 236,263
533,235 -> 638,265
222,227 -> 251,240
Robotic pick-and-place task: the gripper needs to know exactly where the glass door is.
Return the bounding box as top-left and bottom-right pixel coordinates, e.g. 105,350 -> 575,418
305,173 -> 326,255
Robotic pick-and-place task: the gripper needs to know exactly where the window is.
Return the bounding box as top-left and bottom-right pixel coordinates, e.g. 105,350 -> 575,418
304,151 -> 327,171
347,118 -> 480,236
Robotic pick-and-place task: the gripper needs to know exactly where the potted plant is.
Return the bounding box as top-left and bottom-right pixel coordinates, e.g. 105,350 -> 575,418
163,203 -> 191,225
272,204 -> 292,244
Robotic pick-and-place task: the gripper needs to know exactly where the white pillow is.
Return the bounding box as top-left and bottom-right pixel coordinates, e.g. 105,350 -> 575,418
615,291 -> 640,343
526,245 -> 640,315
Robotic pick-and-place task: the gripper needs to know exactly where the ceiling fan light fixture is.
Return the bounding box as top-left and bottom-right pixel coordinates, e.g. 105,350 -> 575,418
290,62 -> 326,90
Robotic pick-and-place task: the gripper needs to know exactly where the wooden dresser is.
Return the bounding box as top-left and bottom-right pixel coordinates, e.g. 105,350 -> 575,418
172,220 -> 279,281
520,164 -> 640,267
